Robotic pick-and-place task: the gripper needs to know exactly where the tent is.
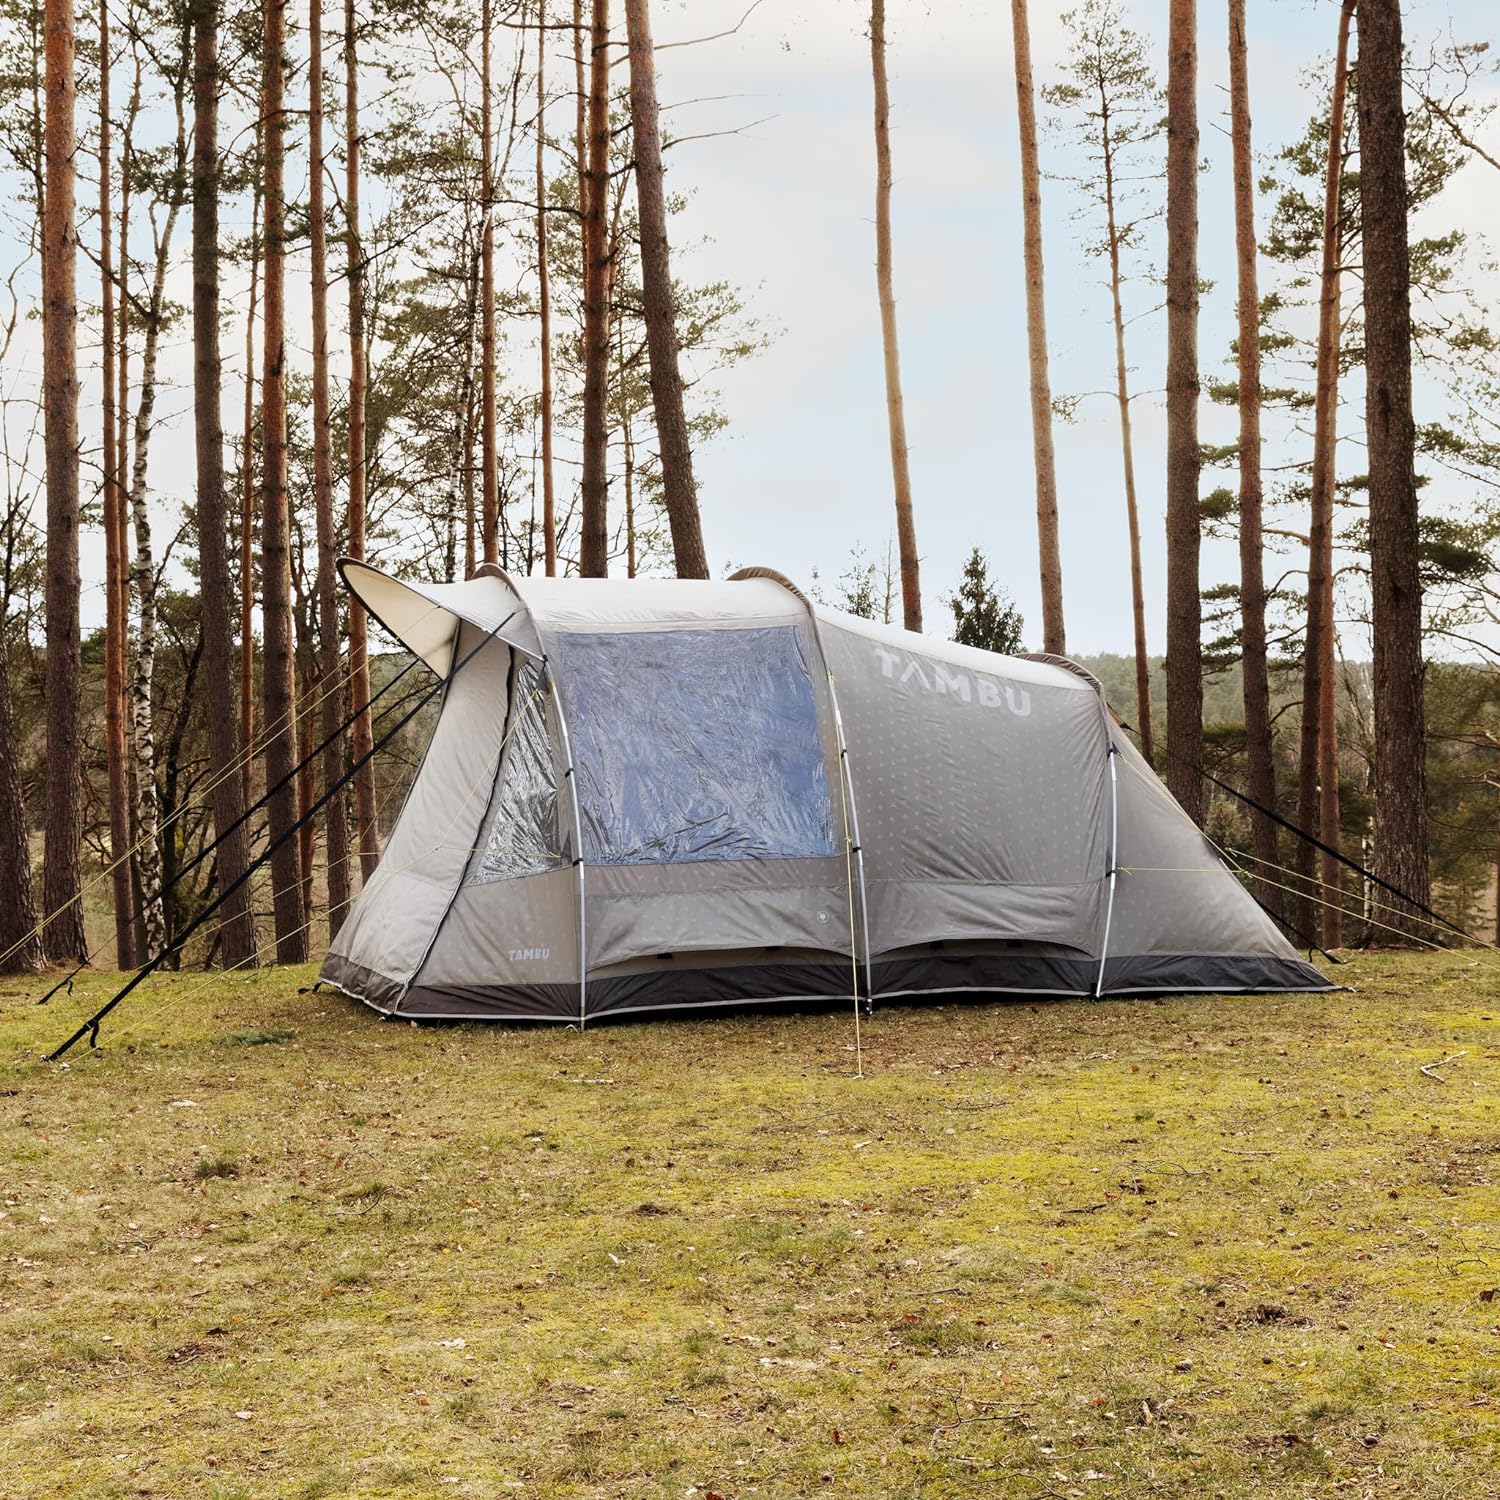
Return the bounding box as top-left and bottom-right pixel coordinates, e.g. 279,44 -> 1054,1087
320,561 -> 1330,1022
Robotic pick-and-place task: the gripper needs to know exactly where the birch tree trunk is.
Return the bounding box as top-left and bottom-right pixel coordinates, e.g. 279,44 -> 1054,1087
871,0 -> 921,631
480,0 -> 500,564
99,1 -> 136,969
1298,0 -> 1356,946
1010,0 -> 1063,653
578,0 -> 611,576
1358,0 -> 1429,938
624,0 -> 708,579
537,0 -> 557,576
345,0 -> 379,882
125,35 -> 190,961
1228,0 -> 1278,914
41,0 -> 87,964
192,0 -> 258,967
308,0 -> 351,939
261,0 -> 309,960
1164,0 -> 1203,824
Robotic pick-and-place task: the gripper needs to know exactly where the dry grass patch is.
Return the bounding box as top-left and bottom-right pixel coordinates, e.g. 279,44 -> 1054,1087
2,950 -> 1499,1496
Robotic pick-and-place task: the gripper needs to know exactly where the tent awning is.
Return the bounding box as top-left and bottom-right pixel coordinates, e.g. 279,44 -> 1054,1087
338,558 -> 540,675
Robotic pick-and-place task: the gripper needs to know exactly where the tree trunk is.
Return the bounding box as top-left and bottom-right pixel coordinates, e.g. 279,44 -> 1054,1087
192,0 -> 258,968
1358,0 -> 1429,938
457,231 -> 481,577
345,0 -> 379,883
308,0 -> 351,940
1164,0 -> 1203,824
0,628 -> 42,974
1009,0 -> 1063,654
126,37 -> 190,964
240,129 -> 261,809
1098,80 -> 1151,760
41,0 -> 87,964
294,592 -> 317,924
624,0 -> 708,579
1228,0 -> 1278,915
480,0 -> 500,565
117,44 -> 141,955
871,0 -> 922,632
99,2 -> 135,970
1298,0 -> 1356,946
537,0 -> 557,576
573,0 -> 587,220
578,0 -> 610,576
261,0 -> 308,961
619,320 -> 637,576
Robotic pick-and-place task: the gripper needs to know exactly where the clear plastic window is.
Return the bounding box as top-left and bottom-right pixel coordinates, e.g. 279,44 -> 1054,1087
471,662 -> 565,883
551,626 -> 836,866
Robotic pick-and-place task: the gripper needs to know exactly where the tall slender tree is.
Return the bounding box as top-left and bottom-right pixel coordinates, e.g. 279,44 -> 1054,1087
346,0 -> 379,881
125,21 -> 192,960
308,0 -> 351,938
1043,0 -> 1157,747
1358,0 -> 1429,935
192,0 -> 258,967
536,0 -> 557,576
239,132 -> 261,807
1010,0 -> 1063,653
99,0 -> 135,969
479,0 -> 500,565
1297,0 -> 1357,946
1164,0 -> 1202,823
1227,0 -> 1278,911
578,0 -> 611,576
624,0 -> 708,579
261,0 -> 308,960
41,0 -> 86,963
870,0 -> 921,631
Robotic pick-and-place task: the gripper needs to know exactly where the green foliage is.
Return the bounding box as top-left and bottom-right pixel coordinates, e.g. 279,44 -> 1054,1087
948,548 -> 1024,656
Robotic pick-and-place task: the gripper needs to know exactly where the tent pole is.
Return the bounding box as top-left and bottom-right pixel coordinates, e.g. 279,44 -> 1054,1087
547,663 -> 588,1030
825,679 -> 874,1014
1094,729 -> 1120,1000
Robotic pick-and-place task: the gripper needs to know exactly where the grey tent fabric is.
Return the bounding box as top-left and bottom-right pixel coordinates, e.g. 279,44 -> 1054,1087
320,562 -> 1331,1022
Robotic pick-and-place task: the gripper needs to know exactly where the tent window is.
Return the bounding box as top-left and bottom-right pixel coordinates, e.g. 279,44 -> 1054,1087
551,625 -> 836,866
471,662 -> 564,883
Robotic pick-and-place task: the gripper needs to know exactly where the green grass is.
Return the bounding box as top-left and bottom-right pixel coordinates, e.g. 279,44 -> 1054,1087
2,950 -> 1499,1497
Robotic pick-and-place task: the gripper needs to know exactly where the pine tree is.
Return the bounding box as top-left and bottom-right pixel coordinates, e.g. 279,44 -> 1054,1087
949,549 -> 1025,656
1164,0 -> 1203,823
1359,0 -> 1430,937
870,0 -> 921,630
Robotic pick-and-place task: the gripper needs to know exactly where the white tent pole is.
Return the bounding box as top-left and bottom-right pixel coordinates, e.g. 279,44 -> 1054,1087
826,678 -> 875,1012
1095,725 -> 1121,1000
548,665 -> 589,1030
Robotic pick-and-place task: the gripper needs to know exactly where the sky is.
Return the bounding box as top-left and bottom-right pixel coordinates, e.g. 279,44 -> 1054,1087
645,0 -> 1500,651
5,0 -> 1499,659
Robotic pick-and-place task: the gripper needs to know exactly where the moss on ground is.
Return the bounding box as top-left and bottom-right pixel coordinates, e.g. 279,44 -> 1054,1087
2,950 -> 1499,1497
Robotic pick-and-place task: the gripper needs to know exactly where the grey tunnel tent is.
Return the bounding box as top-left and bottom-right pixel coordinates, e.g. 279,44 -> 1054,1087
320,562 -> 1331,1022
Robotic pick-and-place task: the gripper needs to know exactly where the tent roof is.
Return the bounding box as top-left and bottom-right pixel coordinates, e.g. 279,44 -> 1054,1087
339,557 -> 1097,697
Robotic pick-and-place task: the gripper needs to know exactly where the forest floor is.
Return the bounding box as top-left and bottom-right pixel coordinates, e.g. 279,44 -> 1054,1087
3,950 -> 1499,1498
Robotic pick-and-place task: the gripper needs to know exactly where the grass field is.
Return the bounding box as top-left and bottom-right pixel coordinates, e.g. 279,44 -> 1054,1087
3,951 -> 1499,1498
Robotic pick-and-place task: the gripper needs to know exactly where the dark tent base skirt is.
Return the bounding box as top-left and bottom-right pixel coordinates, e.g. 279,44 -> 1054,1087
321,949 -> 1332,1024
